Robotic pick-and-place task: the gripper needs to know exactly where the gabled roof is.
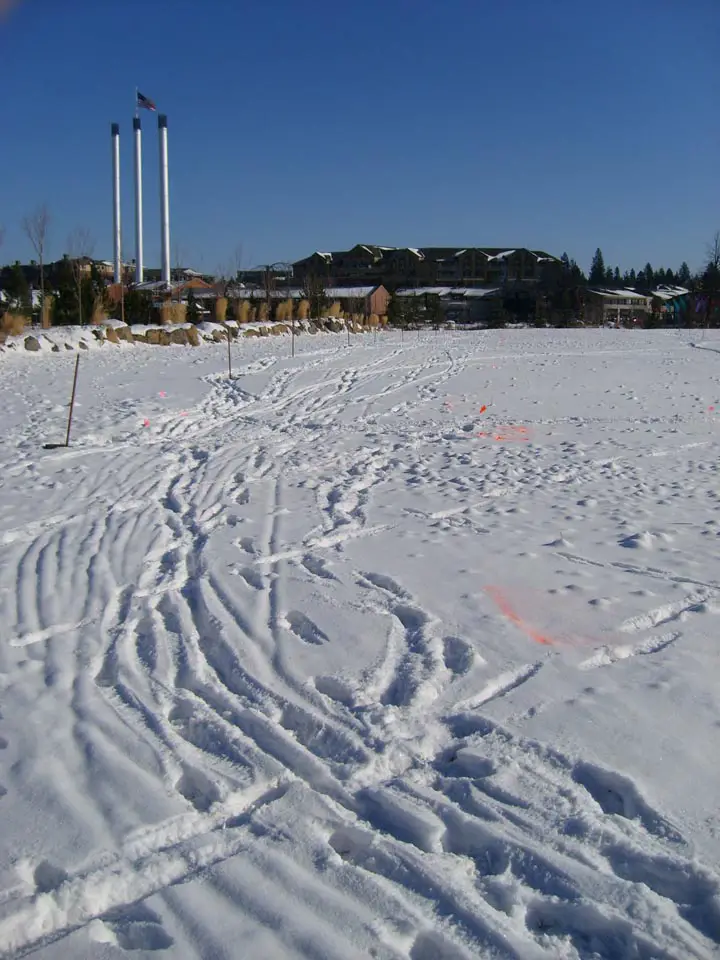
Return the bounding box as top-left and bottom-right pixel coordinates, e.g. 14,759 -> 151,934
652,285 -> 690,300
587,288 -> 650,299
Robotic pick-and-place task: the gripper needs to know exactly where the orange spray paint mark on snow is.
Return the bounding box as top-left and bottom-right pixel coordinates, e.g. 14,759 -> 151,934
485,585 -> 556,645
476,424 -> 530,443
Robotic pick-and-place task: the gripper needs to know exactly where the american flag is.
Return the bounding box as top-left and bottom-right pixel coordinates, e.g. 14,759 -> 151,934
137,91 -> 156,111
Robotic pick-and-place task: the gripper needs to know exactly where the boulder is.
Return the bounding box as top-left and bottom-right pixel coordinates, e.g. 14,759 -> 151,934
104,326 -> 121,344
78,340 -> 88,350
51,344 -> 60,352
115,324 -> 133,343
170,327 -> 188,345
24,335 -> 41,352
65,343 -> 74,350
243,328 -> 260,337
186,326 -> 201,346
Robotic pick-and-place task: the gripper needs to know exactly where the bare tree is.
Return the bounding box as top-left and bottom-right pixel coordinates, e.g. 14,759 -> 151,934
22,204 -> 50,319
302,273 -> 328,324
706,231 -> 720,271
215,243 -> 244,297
67,227 -> 95,325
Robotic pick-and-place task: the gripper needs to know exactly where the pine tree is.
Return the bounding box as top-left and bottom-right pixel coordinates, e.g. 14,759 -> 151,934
387,292 -> 403,327
677,262 -> 691,286
187,288 -> 200,324
589,248 -> 606,285
0,261 -> 31,307
604,266 -> 614,285
613,266 -> 621,285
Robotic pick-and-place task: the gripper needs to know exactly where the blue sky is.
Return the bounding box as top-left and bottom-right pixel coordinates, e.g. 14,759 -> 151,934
1,0 -> 718,275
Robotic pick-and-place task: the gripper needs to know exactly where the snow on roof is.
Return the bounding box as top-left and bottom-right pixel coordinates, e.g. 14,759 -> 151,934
588,288 -> 650,299
407,248 -> 424,259
456,287 -> 501,298
135,280 -> 173,292
652,285 -> 690,300
229,286 -> 376,301
486,250 -> 516,261
396,287 -> 453,297
396,286 -> 500,298
326,286 -> 375,298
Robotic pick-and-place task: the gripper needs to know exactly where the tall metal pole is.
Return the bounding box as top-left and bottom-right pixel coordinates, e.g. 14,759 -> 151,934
111,123 -> 122,284
158,114 -> 171,288
133,117 -> 144,284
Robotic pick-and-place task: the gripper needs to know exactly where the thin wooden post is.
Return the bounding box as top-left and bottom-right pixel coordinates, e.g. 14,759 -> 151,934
227,328 -> 232,378
65,352 -> 80,447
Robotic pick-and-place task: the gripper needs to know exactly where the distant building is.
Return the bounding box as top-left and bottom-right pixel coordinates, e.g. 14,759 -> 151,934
396,286 -> 503,324
292,245 -> 560,290
584,288 -> 651,326
227,284 -> 389,318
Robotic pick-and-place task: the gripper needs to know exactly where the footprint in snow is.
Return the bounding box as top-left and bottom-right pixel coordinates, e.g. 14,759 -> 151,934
442,636 -> 476,678
285,611 -> 329,645
92,903 -> 174,952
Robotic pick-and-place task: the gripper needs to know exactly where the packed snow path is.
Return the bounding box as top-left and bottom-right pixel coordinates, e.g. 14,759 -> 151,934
0,329 -> 719,958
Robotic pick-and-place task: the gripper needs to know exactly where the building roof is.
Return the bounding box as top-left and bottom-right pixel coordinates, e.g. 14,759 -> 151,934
396,286 -> 501,299
227,285 -> 381,300
587,288 -> 650,300
652,285 -> 690,300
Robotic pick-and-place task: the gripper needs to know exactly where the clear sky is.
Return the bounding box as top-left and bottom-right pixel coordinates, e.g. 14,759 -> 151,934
1,0 -> 718,275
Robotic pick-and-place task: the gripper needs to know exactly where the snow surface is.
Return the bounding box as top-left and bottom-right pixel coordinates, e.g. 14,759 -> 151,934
1,328 -> 720,959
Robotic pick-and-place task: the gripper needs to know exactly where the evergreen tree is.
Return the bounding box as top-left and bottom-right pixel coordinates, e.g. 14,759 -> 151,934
186,288 -> 200,324
613,266 -> 621,285
124,289 -> 154,325
677,262 -> 691,286
643,263 -> 655,291
423,293 -> 443,329
604,266 -> 614,285
568,258 -> 586,284
0,261 -> 31,307
589,248 -> 606,285
50,256 -> 77,325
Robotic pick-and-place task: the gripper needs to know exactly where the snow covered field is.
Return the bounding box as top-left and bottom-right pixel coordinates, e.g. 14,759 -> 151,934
1,328 -> 719,959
